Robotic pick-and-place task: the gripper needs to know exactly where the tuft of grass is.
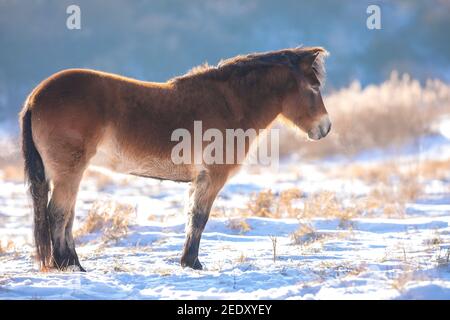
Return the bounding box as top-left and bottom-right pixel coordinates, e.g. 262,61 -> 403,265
276,188 -> 303,217
246,188 -> 302,218
436,248 -> 450,268
75,200 -> 135,243
301,191 -> 357,227
424,230 -> 443,250
312,261 -> 367,281
269,236 -> 278,263
247,189 -> 276,218
329,160 -> 425,218
152,267 -> 173,276
237,252 -> 247,264
227,218 -> 251,234
333,160 -> 426,218
417,159 -> 450,181
210,205 -> 228,218
244,174 -> 421,224
391,271 -> 417,293
0,240 -> 16,254
290,223 -> 325,245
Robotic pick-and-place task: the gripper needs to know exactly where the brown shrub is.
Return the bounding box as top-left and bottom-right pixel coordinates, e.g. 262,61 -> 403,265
327,160 -> 426,218
0,240 -> 16,254
75,200 -> 135,242
247,189 -> 276,217
0,164 -> 24,182
245,188 -> 302,218
300,191 -> 358,227
290,223 -> 325,245
417,159 -> 450,180
227,218 -> 251,234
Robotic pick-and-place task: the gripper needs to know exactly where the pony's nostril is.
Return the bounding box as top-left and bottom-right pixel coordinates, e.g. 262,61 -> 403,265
326,122 -> 331,135
319,120 -> 331,137
319,125 -> 326,137
310,116 -> 331,140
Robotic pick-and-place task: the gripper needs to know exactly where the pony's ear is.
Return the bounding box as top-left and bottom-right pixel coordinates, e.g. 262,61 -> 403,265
299,47 -> 329,85
302,51 -> 321,67
300,48 -> 328,69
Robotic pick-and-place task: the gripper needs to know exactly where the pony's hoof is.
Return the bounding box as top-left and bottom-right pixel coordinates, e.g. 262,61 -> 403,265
192,259 -> 203,270
64,265 -> 86,272
181,256 -> 203,270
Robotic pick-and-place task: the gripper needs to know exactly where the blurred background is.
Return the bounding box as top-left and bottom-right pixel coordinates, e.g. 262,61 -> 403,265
0,0 -> 450,159
1,1 -> 450,298
0,1 -> 449,116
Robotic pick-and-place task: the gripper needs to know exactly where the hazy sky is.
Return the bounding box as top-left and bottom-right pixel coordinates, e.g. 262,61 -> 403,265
1,0 -> 449,120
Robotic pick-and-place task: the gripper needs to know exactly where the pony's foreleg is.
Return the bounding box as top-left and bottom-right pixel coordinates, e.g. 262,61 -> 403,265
181,170 -> 225,270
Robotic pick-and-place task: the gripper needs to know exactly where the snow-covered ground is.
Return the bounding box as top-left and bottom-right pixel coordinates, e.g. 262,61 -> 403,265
0,126 -> 450,299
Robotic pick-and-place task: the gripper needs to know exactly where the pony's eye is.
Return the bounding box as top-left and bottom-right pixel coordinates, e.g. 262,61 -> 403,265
310,84 -> 320,93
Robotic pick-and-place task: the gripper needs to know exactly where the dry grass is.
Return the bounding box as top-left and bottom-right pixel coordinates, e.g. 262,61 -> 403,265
0,240 -> 16,254
290,223 -> 325,245
391,268 -> 428,293
311,261 -> 368,281
75,200 -> 135,243
269,236 -> 277,263
0,134 -> 23,182
301,192 -> 359,227
423,230 -> 444,260
152,267 -> 174,276
231,154 -> 429,225
436,249 -> 450,268
210,205 -> 228,218
360,173 -> 421,218
277,188 -> 303,216
0,164 -> 24,182
243,176 -> 419,224
246,189 -> 275,217
227,154 -> 429,226
245,188 -> 302,218
243,151 -> 429,223
329,160 -> 427,217
279,72 -> 450,159
417,159 -> 450,180
227,218 -> 251,234
332,159 -> 446,192
237,252 -> 248,264
305,189 -> 409,220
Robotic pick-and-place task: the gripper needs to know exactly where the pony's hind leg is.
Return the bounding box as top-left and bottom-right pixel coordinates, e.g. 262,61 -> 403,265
48,173 -> 85,271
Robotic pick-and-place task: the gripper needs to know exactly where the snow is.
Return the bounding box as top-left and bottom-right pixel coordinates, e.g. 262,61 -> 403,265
0,133 -> 449,300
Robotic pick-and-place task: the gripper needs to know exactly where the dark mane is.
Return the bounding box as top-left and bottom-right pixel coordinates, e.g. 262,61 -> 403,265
171,47 -> 329,85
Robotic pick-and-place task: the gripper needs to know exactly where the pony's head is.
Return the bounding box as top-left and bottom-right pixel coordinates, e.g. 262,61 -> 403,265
280,47 -> 331,140
173,46 -> 331,140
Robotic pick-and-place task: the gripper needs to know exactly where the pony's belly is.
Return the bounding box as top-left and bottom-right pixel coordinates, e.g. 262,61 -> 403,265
90,140 -> 193,182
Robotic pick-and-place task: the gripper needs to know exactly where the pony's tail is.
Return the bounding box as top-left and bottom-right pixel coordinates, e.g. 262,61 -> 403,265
20,106 -> 51,270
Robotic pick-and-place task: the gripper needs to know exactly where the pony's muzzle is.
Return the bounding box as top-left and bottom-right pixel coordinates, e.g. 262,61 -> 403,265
307,115 -> 331,140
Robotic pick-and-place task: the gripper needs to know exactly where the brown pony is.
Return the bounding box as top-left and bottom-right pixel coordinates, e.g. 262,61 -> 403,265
20,47 -> 331,271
